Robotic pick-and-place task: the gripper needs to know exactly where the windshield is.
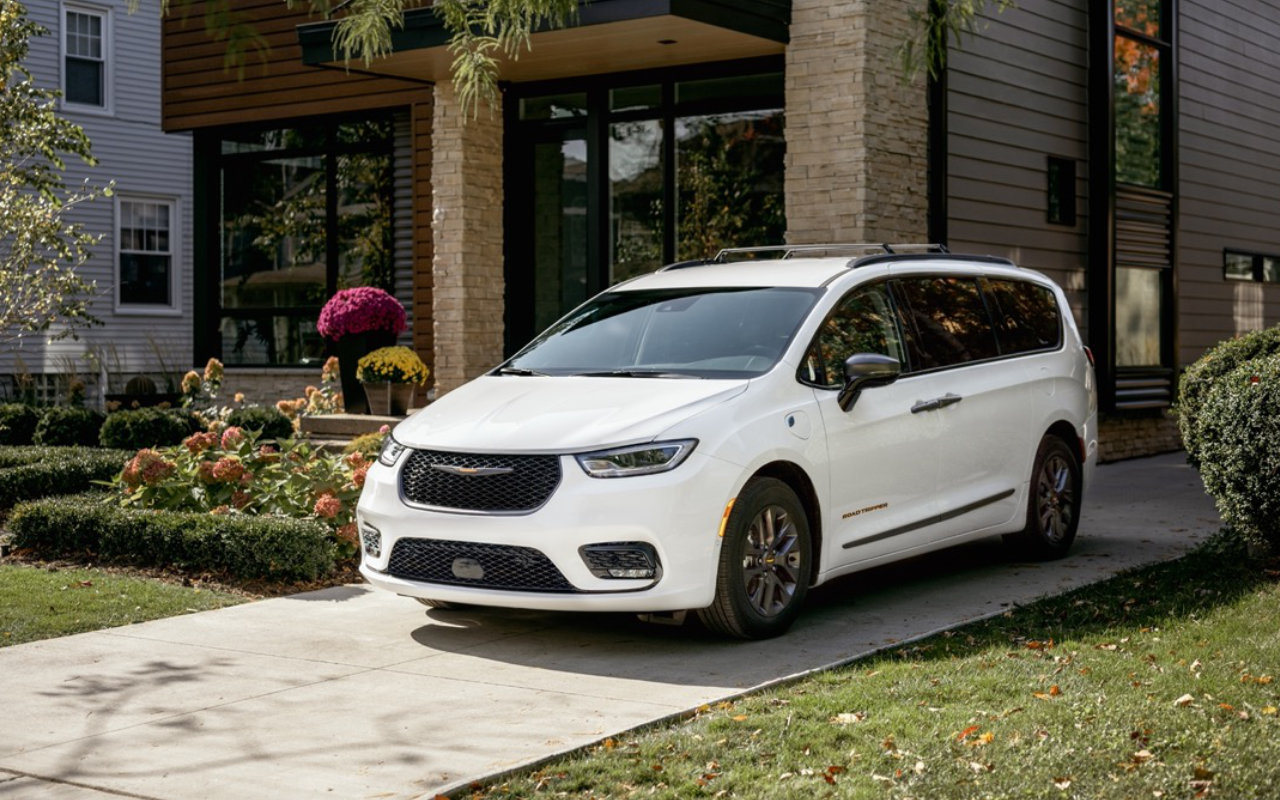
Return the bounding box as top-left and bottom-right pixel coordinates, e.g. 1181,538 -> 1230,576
501,287 -> 822,378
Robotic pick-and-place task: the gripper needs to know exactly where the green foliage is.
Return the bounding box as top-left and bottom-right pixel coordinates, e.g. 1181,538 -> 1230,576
342,430 -> 387,461
901,0 -> 1017,80
33,406 -> 105,447
99,407 -> 202,450
0,403 -> 39,445
0,447 -> 131,510
111,427 -> 367,559
0,3 -> 108,344
224,406 -> 295,441
0,563 -> 245,647
8,494 -> 335,581
1194,354 -> 1280,552
1176,324 -> 1280,466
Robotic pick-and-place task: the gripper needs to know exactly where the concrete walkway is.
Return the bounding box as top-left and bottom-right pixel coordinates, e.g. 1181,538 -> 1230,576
0,453 -> 1220,800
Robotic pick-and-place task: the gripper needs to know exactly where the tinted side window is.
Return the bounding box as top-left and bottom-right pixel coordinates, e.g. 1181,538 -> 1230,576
985,278 -> 1062,354
803,284 -> 903,387
894,277 -> 999,370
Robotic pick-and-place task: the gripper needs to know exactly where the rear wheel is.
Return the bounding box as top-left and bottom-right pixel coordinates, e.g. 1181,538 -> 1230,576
698,478 -> 812,639
1007,435 -> 1081,560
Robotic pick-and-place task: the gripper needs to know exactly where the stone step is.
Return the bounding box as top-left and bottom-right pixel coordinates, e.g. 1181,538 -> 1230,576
299,413 -> 405,441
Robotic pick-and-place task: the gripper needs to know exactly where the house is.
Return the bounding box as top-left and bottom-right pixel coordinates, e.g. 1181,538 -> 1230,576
149,0 -> 1280,458
3,1 -> 193,405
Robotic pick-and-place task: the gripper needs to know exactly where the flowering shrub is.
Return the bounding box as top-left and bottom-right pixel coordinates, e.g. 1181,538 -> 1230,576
179,357 -> 249,424
357,346 -> 430,384
113,427 -> 369,559
316,287 -> 406,341
277,356 -> 344,421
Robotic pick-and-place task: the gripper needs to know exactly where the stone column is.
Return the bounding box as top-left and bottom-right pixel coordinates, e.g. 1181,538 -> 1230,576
785,0 -> 929,245
431,82 -> 505,396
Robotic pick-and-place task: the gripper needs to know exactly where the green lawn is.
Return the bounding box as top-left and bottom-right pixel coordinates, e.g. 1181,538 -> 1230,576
0,564 -> 246,647
465,535 -> 1280,799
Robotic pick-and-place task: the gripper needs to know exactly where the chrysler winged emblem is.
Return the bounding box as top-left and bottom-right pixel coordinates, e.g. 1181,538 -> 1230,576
429,464 -> 514,477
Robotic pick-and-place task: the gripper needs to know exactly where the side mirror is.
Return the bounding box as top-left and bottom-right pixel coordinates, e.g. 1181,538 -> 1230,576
838,353 -> 901,411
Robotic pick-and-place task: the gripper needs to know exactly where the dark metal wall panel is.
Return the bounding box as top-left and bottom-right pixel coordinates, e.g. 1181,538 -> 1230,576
1177,0 -> 1280,364
944,0 -> 1090,325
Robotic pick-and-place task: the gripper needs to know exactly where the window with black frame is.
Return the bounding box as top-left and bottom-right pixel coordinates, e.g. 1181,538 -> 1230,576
214,117 -> 394,366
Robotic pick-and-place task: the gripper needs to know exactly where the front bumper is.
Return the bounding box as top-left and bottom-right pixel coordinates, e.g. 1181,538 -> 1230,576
355,450 -> 740,612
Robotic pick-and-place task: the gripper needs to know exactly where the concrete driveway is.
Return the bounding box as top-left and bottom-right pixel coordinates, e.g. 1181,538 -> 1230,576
0,453 -> 1220,799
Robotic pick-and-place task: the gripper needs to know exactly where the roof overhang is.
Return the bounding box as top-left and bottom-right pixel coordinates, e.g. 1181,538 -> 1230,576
298,0 -> 789,84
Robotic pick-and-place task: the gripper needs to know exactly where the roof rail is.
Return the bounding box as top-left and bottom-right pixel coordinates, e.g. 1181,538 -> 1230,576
711,243 -> 949,262
848,252 -> 1017,270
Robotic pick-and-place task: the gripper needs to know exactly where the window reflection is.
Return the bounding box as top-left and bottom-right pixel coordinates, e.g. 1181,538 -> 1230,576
1116,267 -> 1163,366
676,111 -> 785,261
610,119 -> 664,281
217,116 -> 394,366
1114,38 -> 1161,187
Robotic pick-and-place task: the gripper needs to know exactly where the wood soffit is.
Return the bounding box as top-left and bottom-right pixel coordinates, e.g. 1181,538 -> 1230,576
297,0 -> 789,84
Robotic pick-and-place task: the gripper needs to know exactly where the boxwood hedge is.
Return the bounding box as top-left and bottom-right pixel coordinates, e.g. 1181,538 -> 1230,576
1177,323 -> 1280,466
0,404 -> 39,446
7,495 -> 335,581
0,447 -> 132,510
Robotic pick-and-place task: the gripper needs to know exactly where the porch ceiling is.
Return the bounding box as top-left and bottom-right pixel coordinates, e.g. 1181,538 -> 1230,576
297,0 -> 789,84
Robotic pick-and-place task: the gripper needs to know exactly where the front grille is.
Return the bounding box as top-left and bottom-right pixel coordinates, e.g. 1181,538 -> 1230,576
387,538 -> 576,592
400,449 -> 562,512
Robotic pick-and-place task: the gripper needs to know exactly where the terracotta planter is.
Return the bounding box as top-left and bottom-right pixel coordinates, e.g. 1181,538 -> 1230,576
362,382 -> 416,416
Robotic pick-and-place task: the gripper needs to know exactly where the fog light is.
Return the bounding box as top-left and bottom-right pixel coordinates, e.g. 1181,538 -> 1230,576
580,543 -> 660,581
360,523 -> 382,558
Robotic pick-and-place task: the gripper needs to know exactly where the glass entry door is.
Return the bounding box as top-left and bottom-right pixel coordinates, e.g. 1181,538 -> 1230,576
507,126 -> 590,351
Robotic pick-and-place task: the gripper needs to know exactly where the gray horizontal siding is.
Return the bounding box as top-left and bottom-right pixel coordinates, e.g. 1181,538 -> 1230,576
5,2 -> 193,397
944,0 -> 1090,327
1177,0 -> 1280,364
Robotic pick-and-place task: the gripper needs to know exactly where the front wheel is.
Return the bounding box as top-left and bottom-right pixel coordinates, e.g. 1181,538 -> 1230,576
697,477 -> 812,639
1006,435 -> 1081,560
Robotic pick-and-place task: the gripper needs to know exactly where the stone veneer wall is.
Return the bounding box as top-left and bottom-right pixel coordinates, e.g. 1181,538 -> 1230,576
431,82 -> 505,396
1097,413 -> 1183,463
785,0 -> 929,244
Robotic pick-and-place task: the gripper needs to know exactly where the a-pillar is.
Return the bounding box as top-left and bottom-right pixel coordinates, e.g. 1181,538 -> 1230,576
785,0 -> 929,244
431,81 -> 505,396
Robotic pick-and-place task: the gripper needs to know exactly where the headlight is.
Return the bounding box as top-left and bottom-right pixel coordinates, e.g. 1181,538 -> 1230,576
377,434 -> 410,467
575,440 -> 697,478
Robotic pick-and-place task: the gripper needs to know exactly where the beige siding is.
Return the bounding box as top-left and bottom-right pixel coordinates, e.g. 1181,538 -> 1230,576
944,0 -> 1090,327
1177,0 -> 1280,362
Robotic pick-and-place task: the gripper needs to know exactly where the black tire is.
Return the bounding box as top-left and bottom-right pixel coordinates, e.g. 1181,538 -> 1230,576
697,477 -> 812,639
1006,435 -> 1081,560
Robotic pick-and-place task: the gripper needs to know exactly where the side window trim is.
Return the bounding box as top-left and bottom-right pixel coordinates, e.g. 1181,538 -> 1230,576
798,280 -> 909,389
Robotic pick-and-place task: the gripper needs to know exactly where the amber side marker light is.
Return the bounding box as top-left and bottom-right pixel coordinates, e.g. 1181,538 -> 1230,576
718,499 -> 736,538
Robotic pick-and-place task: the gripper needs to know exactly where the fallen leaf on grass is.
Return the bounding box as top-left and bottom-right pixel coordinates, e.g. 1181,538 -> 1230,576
731,715 -> 748,722
1053,778 -> 1072,790
1193,766 -> 1215,781
1262,706 -> 1278,716
956,725 -> 980,741
831,712 -> 868,725
1174,693 -> 1195,707
1049,684 -> 1062,697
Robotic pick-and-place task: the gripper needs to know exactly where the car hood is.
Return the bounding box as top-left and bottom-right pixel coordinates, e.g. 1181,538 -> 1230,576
392,375 -> 749,453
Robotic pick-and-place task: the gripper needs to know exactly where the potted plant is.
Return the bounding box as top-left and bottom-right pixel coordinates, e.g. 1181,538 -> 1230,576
356,346 -> 430,415
317,287 -> 407,414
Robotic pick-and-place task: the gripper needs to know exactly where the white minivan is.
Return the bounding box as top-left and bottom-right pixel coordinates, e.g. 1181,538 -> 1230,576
357,245 -> 1098,638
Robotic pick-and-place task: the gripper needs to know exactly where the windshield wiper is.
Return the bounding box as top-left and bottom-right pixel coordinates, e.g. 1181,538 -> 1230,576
494,366 -> 549,377
572,369 -> 699,379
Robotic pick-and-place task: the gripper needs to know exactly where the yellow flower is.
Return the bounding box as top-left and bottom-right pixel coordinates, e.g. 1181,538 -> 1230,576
357,346 -> 430,385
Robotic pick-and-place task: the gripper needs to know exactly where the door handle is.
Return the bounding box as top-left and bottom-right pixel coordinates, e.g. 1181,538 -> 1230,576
911,393 -> 963,414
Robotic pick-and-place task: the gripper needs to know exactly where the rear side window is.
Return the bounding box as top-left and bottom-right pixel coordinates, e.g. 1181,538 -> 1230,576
984,278 -> 1062,354
894,277 -> 1000,371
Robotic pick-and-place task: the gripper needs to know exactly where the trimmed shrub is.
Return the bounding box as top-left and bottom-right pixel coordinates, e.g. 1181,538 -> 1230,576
1177,324 -> 1280,466
0,447 -> 132,510
34,406 -> 105,447
0,404 -> 39,446
225,406 -> 294,441
99,407 -> 202,450
1194,353 -> 1280,552
8,495 -> 335,581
